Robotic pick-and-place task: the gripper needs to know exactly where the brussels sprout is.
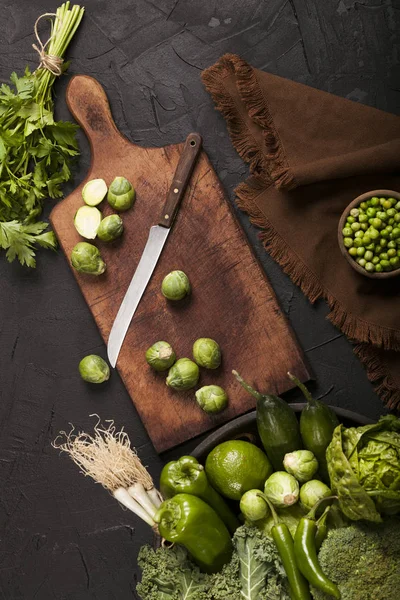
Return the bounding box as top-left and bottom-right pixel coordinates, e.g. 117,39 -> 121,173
79,354 -> 110,383
166,358 -> 199,390
82,178 -> 108,206
240,489 -> 268,521
74,205 -> 102,239
264,472 -> 299,508
145,341 -> 176,372
97,214 -> 124,242
161,270 -> 191,301
283,450 -> 319,483
299,479 -> 332,512
71,242 -> 106,275
193,338 -> 221,369
195,385 -> 228,414
107,176 -> 135,211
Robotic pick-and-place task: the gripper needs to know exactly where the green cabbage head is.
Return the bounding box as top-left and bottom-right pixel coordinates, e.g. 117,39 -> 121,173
327,415 -> 400,522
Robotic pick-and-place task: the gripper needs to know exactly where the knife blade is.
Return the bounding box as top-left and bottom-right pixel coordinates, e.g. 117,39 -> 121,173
107,132 -> 202,367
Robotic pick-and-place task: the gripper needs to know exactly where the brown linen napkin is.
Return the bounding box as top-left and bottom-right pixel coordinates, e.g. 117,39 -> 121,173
202,54 -> 400,410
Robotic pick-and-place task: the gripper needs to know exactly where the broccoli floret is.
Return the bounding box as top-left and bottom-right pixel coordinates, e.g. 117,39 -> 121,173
310,518 -> 400,600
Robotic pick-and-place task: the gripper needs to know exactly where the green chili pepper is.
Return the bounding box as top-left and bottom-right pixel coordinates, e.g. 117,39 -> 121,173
294,497 -> 340,599
160,456 -> 239,534
258,493 -> 311,600
155,493 -> 232,574
315,506 -> 330,551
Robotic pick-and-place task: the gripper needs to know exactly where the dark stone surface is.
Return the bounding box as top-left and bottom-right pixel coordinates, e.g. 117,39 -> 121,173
0,0 -> 398,597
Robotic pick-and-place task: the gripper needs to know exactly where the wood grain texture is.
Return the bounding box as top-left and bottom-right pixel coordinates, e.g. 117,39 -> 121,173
50,75 -> 310,452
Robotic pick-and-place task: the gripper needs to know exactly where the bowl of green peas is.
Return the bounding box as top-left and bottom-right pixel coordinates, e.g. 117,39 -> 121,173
338,190 -> 400,278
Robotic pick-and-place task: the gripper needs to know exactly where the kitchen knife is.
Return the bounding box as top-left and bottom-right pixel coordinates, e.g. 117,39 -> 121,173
107,132 -> 202,368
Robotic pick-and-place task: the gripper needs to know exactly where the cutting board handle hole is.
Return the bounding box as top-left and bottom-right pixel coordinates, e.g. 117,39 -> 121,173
190,140 -> 196,146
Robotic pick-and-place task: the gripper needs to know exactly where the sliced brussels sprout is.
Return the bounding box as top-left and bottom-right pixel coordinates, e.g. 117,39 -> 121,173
195,385 -> 228,414
107,177 -> 135,211
193,338 -> 221,369
161,270 -> 191,301
146,341 -> 176,372
166,358 -> 199,390
79,354 -> 110,383
74,205 -> 102,239
97,214 -> 124,242
82,178 -> 108,206
71,242 -> 106,275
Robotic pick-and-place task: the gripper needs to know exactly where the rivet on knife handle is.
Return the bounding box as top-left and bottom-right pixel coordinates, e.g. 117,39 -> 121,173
159,133 -> 202,228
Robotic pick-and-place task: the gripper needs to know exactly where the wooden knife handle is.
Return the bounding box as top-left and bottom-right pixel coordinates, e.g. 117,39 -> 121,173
159,133 -> 202,228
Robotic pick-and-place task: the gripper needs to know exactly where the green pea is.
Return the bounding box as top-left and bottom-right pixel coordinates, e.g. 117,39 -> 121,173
353,238 -> 363,248
392,228 -> 400,239
390,257 -> 399,268
358,213 -> 368,223
360,201 -> 368,210
377,211 -> 388,222
343,237 -> 353,248
383,199 -> 393,210
347,215 -> 355,224
380,259 -> 391,271
356,257 -> 366,267
380,252 -> 388,261
389,218 -> 395,225
395,201 -> 400,211
372,256 -> 379,265
368,218 -> 374,225
388,240 -> 397,249
380,229 -> 390,239
342,227 -> 353,237
351,222 -> 361,232
372,218 -> 383,229
387,208 -> 396,217
366,207 -> 377,218
374,245 -> 383,255
395,213 -> 400,223
350,208 -> 359,217
348,247 -> 358,257
379,197 -> 387,206
380,239 -> 388,248
388,248 -> 397,258
368,228 -> 380,240
354,230 -> 364,238
356,247 -> 365,257
365,262 -> 375,272
366,243 -> 375,250
360,223 -> 368,231
375,263 -> 383,273
362,235 -> 371,245
386,225 -> 393,232
370,197 -> 380,206
364,250 -> 373,261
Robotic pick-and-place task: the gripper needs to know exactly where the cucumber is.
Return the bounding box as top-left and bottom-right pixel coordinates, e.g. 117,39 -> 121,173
233,371 -> 302,471
288,373 -> 339,483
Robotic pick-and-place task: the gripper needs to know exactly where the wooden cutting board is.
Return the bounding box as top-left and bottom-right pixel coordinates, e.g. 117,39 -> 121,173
50,75 -> 310,452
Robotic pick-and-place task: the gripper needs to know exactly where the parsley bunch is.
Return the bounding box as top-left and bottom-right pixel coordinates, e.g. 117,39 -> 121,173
0,2 -> 84,267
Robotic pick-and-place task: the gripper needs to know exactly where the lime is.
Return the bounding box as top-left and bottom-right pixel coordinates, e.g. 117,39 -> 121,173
205,440 -> 273,501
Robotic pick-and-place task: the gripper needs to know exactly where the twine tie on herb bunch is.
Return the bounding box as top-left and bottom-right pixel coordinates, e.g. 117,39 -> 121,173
32,13 -> 64,76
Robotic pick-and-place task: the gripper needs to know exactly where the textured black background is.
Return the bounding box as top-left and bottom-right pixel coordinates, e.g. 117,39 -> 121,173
0,0 -> 399,597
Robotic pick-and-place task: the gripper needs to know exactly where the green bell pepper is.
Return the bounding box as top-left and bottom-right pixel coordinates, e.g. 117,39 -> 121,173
160,455 -> 240,534
155,493 -> 233,573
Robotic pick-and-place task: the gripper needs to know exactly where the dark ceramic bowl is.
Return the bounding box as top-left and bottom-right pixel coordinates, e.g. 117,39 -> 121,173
338,189 -> 400,279
192,404 -> 373,462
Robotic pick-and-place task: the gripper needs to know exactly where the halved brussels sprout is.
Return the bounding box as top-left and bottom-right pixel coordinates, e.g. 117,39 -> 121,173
74,205 -> 102,239
79,354 -> 110,383
71,242 -> 106,275
82,178 -> 108,206
107,177 -> 135,211
195,385 -> 228,414
161,270 -> 191,301
97,214 -> 124,242
166,358 -> 199,390
146,341 -> 176,372
193,338 -> 221,369
264,472 -> 300,508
